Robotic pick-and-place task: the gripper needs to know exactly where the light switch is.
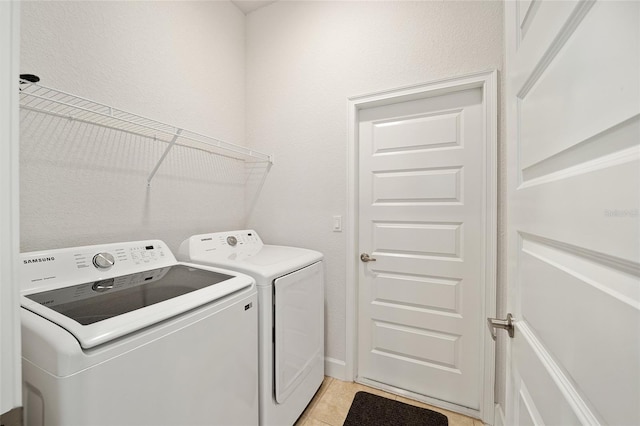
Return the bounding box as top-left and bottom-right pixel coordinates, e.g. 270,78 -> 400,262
332,215 -> 342,232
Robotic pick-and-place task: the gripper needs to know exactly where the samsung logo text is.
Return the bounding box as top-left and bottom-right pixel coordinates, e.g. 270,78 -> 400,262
24,257 -> 55,264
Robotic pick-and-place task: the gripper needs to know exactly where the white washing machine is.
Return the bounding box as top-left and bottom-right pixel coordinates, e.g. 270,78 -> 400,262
178,230 -> 324,426
20,240 -> 259,426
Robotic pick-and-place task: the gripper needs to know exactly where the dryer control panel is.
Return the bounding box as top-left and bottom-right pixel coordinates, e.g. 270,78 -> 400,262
178,230 -> 264,261
20,240 -> 175,294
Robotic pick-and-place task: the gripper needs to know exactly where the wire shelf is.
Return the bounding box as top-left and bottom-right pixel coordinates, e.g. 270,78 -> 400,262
19,80 -> 273,184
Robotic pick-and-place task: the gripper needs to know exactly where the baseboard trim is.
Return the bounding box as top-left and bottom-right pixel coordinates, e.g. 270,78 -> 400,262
324,357 -> 347,380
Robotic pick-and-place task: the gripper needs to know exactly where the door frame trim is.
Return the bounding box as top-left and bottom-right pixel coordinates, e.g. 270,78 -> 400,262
0,0 -> 22,415
345,70 -> 498,423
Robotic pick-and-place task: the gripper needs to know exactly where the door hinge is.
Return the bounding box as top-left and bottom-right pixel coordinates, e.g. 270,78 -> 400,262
487,313 -> 515,340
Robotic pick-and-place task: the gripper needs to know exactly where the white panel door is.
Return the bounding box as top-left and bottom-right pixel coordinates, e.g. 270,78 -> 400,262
357,79 -> 494,415
505,1 -> 640,425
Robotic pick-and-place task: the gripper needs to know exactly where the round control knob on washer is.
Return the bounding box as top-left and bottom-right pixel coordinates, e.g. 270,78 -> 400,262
226,236 -> 238,247
92,252 -> 115,269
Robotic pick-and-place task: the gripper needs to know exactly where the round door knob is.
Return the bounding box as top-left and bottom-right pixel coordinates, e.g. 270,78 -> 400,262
360,253 -> 377,262
92,252 -> 115,269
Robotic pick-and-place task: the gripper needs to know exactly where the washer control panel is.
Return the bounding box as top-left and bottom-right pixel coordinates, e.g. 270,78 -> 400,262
93,252 -> 115,269
20,240 -> 175,293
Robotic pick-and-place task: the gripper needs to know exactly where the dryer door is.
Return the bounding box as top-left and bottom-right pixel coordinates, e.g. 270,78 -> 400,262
274,261 -> 324,404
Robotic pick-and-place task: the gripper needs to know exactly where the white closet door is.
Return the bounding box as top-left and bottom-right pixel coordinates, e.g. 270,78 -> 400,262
505,1 -> 640,425
357,78 -> 495,416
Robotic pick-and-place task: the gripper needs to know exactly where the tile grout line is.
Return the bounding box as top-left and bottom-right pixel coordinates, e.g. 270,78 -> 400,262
297,377 -> 335,426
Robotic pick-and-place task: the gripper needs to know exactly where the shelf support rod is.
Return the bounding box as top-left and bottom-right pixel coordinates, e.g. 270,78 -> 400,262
147,129 -> 182,186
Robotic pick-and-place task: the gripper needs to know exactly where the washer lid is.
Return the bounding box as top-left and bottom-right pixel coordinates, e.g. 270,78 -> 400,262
21,263 -> 254,349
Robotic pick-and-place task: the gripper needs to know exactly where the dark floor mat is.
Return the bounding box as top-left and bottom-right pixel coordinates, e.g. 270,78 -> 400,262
343,391 -> 448,426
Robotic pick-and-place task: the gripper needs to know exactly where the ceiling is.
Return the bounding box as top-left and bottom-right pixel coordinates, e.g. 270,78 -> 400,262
230,0 -> 278,15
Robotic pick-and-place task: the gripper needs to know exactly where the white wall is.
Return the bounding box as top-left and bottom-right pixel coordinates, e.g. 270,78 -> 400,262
20,1 -> 247,253
245,0 -> 505,386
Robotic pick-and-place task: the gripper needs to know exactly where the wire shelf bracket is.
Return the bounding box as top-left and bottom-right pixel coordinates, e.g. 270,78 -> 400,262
147,128 -> 183,186
19,80 -> 274,185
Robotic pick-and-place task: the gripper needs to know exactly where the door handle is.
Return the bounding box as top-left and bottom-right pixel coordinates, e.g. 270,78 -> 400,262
360,253 -> 377,262
487,313 -> 515,340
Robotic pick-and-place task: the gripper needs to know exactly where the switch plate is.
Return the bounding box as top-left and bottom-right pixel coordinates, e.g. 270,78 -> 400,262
332,215 -> 342,232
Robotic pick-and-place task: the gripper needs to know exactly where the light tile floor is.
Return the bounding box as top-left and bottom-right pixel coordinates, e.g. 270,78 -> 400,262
295,378 -> 483,426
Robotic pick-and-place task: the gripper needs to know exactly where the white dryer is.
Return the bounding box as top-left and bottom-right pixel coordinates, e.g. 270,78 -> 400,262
179,230 -> 324,426
20,240 -> 259,426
